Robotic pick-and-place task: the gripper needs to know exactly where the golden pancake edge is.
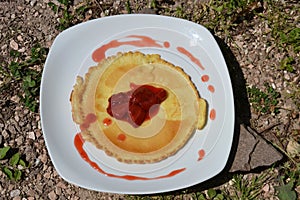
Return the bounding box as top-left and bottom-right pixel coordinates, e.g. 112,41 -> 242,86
70,51 -> 207,164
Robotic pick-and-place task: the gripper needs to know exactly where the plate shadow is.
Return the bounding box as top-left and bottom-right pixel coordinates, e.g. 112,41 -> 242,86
141,35 -> 252,197
182,35 -> 252,193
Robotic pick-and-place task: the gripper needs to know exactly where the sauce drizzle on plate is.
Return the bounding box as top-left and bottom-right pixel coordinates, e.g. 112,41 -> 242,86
74,133 -> 186,180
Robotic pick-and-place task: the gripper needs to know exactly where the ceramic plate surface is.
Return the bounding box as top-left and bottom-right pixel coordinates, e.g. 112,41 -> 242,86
40,14 -> 234,194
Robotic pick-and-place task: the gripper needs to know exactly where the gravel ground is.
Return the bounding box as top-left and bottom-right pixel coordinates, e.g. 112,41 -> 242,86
0,0 -> 299,199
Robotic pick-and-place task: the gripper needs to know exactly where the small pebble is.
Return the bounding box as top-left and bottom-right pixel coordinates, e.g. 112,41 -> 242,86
284,72 -> 291,80
55,187 -> 62,196
10,40 -> 18,50
15,136 -> 24,145
30,0 -> 37,6
18,47 -> 26,53
139,8 -> 156,14
28,131 -> 36,140
248,64 -> 255,69
34,158 -> 40,166
56,181 -> 67,189
271,83 -> 276,89
14,115 -> 20,122
262,184 -> 270,192
1,44 -> 8,50
35,130 -> 42,138
48,190 -> 57,200
39,153 -> 48,164
8,184 -> 14,190
2,130 -> 9,139
10,189 -> 21,198
74,0 -> 84,5
8,124 -> 16,134
44,172 -> 51,179
17,35 -> 23,42
36,173 -> 42,181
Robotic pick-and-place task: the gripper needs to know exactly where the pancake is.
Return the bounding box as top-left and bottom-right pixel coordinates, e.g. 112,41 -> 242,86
70,51 -> 207,164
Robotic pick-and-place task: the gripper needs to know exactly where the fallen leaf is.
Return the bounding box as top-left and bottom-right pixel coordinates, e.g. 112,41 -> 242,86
286,138 -> 300,157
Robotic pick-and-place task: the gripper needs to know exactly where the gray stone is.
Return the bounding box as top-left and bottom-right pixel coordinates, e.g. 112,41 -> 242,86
230,125 -> 283,172
10,189 -> 20,197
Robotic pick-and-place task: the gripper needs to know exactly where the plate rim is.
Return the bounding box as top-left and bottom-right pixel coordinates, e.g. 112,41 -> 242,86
40,14 -> 235,194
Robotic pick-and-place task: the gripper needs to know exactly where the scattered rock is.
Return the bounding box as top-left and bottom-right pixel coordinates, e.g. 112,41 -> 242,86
38,153 -> 48,164
17,35 -> 23,42
18,47 -> 26,53
138,8 -> 157,14
1,44 -> 7,50
249,134 -> 282,169
9,40 -> 18,50
14,115 -> 20,122
56,181 -> 67,189
10,189 -> 20,198
7,124 -> 16,134
30,0 -> 37,7
27,131 -> 36,140
262,184 -> 270,193
15,136 -> 24,145
48,190 -> 57,200
73,0 -> 84,5
44,172 -> 51,179
230,125 -> 283,172
11,95 -> 20,103
2,129 -> 9,139
286,138 -> 300,157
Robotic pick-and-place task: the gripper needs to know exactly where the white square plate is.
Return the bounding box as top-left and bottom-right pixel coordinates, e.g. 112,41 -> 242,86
40,14 -> 235,194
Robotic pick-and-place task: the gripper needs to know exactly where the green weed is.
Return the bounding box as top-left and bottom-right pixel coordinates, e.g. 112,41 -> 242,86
262,1 -> 299,72
280,57 -> 296,73
276,163 -> 299,200
48,0 -> 92,30
207,0 -> 261,32
204,188 -> 226,200
1,44 -> 48,112
279,27 -> 300,53
247,83 -> 281,114
276,181 -> 297,200
48,0 -> 73,30
266,4 -> 300,54
287,87 -> 300,110
0,146 -> 29,181
125,0 -> 132,14
149,0 -> 157,9
175,5 -> 188,19
229,173 -> 270,200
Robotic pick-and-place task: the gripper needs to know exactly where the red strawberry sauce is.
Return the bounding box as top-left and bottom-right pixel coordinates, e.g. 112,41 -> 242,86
106,84 -> 167,127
